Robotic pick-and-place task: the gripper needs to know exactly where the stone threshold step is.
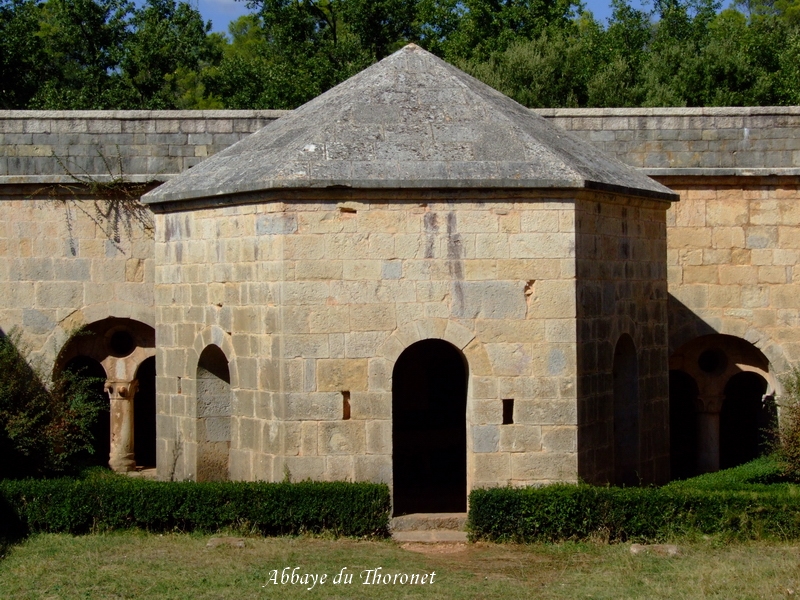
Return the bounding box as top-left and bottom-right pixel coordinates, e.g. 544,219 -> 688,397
391,512 -> 467,532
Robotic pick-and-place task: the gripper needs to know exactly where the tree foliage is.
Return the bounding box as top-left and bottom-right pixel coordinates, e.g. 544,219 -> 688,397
1,0 -> 800,109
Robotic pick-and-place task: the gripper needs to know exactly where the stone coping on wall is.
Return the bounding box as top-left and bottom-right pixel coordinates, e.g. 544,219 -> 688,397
4,168 -> 800,187
535,106 -> 800,116
1,107 -> 798,183
1,106 -> 798,119
0,110 -> 288,120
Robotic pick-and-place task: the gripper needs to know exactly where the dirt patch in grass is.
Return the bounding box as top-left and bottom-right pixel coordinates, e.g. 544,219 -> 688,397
400,542 -> 468,555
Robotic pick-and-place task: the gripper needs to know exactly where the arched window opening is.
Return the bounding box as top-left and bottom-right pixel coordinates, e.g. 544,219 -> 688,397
392,339 -> 468,515
720,372 -> 776,470
134,357 -> 157,468
196,345 -> 231,482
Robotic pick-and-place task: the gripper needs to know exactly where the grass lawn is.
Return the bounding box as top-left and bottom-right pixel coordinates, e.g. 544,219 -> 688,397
1,532 -> 800,599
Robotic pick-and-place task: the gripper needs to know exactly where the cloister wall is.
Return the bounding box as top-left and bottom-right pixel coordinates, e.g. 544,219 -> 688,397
1,107 -> 798,484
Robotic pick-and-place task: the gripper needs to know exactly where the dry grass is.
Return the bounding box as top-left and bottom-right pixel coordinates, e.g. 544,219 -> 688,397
1,532 -> 800,598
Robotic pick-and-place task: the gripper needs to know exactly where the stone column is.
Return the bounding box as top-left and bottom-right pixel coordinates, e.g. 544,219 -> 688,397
696,394 -> 722,474
105,379 -> 139,472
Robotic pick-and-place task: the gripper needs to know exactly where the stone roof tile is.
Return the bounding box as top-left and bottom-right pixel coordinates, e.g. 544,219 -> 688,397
143,44 -> 677,204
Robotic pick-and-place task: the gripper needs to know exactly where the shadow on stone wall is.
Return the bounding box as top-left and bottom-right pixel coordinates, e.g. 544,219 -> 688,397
668,294 -> 717,354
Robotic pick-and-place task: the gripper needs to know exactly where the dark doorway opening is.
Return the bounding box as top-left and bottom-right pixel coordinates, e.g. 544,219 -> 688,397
720,372 -> 776,469
65,356 -> 109,468
134,357 -> 157,468
669,370 -> 699,480
392,339 -> 467,515
613,334 -> 640,486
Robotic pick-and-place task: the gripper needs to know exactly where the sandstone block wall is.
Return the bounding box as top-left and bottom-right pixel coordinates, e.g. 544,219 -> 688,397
661,176 -> 800,375
153,190 -> 668,488
575,195 -> 670,484
541,106 -> 800,174
0,188 -> 154,368
1,107 -> 797,485
153,194 -> 584,485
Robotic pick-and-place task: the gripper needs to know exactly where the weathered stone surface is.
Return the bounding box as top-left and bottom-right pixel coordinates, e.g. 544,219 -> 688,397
141,46 -> 675,205
316,359 -> 368,392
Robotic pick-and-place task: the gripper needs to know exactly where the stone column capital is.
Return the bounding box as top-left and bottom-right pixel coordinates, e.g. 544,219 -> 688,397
696,394 -> 723,414
105,379 -> 139,401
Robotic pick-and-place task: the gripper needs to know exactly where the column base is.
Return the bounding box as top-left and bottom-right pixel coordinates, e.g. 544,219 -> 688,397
109,454 -> 136,472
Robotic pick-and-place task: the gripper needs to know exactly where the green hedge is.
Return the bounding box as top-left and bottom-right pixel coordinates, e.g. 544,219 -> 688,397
0,475 -> 391,539
468,484 -> 800,543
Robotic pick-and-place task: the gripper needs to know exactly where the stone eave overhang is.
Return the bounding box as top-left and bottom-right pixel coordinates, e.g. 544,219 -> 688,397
144,181 -> 678,214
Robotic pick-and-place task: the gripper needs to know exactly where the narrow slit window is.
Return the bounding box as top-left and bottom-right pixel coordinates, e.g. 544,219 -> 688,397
342,391 -> 351,420
502,399 -> 514,425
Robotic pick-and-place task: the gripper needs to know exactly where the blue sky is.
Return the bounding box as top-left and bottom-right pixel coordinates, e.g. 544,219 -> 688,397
192,0 -> 250,34
178,0 -> 654,36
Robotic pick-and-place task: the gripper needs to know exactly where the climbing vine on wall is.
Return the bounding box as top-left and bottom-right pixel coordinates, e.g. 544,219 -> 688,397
39,148 -> 156,255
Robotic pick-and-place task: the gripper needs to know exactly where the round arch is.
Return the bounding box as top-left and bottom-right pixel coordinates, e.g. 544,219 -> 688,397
36,302 -> 155,376
669,333 -> 778,475
53,316 -> 155,472
188,326 -> 239,391
668,316 -> 789,388
392,338 -> 469,515
194,344 -> 233,482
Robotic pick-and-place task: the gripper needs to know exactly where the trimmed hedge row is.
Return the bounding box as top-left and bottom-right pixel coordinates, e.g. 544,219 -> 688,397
0,476 -> 391,539
468,484 -> 800,543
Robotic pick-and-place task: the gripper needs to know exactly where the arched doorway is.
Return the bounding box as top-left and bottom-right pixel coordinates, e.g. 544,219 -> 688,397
134,357 -> 156,468
720,371 -> 776,469
392,339 -> 468,515
64,356 -> 109,467
196,345 -> 231,482
669,334 -> 778,475
55,318 -> 155,472
669,370 -> 699,480
613,334 -> 640,486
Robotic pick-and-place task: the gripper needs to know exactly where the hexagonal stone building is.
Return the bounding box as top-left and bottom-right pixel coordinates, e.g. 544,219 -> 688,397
142,44 -> 677,512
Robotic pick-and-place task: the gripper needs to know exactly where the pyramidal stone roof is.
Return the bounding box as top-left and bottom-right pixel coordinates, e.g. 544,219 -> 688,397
143,44 -> 677,205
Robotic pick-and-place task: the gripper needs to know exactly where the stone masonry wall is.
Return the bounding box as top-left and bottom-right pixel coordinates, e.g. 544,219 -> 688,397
661,176 -> 800,376
0,188 -> 154,369
575,194 -> 670,485
153,193 -> 585,486
0,110 -> 283,183
1,107 -> 798,483
542,106 -> 800,174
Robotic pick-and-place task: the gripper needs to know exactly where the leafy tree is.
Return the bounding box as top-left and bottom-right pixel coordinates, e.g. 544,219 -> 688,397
463,19 -> 600,107
121,0 -> 222,109
586,0 -> 650,106
418,0 -> 581,62
204,3 -> 373,109
29,0 -> 132,109
4,0 -> 800,111
341,0 -> 418,58
0,0 -> 46,108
